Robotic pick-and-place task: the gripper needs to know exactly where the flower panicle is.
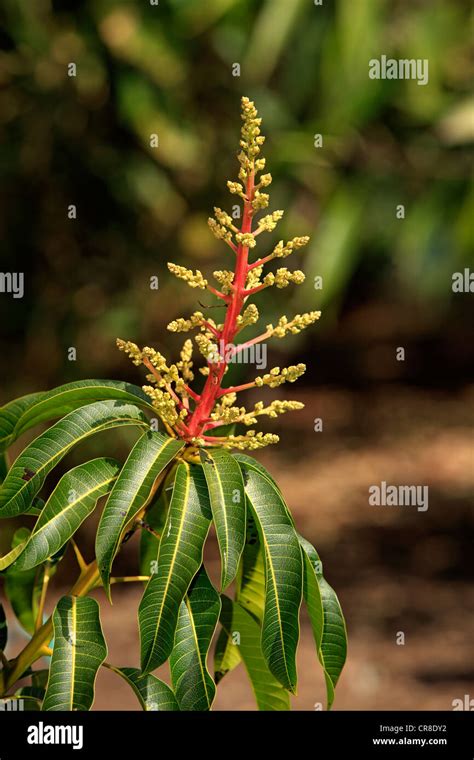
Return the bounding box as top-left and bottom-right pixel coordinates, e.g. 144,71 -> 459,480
116,97 -> 319,450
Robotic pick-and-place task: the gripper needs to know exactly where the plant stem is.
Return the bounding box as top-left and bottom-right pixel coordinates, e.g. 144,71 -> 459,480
34,564 -> 52,631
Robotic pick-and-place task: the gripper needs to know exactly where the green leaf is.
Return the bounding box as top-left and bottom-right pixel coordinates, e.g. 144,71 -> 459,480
43,596 -> 107,711
3,528 -> 41,634
240,465 -> 303,694
214,514 -> 266,683
298,534 -> 347,709
96,432 -> 184,598
0,380 -> 154,452
107,666 -> 179,711
170,566 -> 221,711
12,458 -> 121,572
214,627 -> 242,685
139,462 -> 212,674
0,400 -> 149,517
139,472 -> 175,576
200,448 -> 246,590
0,602 -> 7,651
219,597 -> 290,711
234,453 -> 282,494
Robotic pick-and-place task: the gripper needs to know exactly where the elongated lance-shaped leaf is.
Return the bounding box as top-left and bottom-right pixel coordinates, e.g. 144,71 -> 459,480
13,458 -> 121,572
139,468 -> 176,576
214,626 -> 242,685
96,432 -> 184,598
107,666 -> 179,711
43,596 -> 107,711
170,566 -> 221,710
139,463 -> 212,674
240,465 -> 303,694
214,514 -> 266,683
0,602 -> 7,651
234,453 -> 282,494
3,528 -> 40,634
0,539 -> 28,571
220,597 -> 290,710
0,400 -> 149,517
200,448 -> 246,590
298,534 -> 347,709
0,380 -> 155,453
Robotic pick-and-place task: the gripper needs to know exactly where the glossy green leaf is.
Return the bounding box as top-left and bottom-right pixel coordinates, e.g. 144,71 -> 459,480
0,400 -> 149,517
108,666 -> 179,711
0,380 -> 154,453
3,528 -> 41,634
170,566 -> 221,711
96,432 -> 184,598
139,473 -> 175,576
234,453 -> 282,494
0,602 -> 7,651
139,462 -> 212,674
240,465 -> 303,694
43,596 -> 107,711
298,534 -> 347,709
12,458 -> 121,572
219,597 -> 290,710
200,448 -> 246,590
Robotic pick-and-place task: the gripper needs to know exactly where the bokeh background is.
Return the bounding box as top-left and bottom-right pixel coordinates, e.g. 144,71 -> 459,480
0,0 -> 473,710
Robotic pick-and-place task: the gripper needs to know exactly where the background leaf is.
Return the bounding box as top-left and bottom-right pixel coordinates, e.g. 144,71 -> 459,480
219,597 -> 290,711
0,602 -> 7,651
43,596 -> 107,711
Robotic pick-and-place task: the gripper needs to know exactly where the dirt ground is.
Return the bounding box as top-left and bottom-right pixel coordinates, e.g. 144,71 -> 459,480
3,386 -> 473,710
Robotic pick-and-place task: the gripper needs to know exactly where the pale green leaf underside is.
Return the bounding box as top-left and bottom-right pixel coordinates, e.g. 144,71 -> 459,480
96,432 -> 184,597
13,458 -> 121,571
139,462 -> 212,674
108,666 -> 179,711
0,400 -> 148,517
170,566 -> 221,711
43,596 -> 107,711
220,597 -> 290,711
0,379 -> 154,453
240,465 -> 303,694
298,533 -> 347,709
200,448 -> 246,590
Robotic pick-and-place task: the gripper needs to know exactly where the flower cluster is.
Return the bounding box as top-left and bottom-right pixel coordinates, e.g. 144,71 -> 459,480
117,97 -> 320,450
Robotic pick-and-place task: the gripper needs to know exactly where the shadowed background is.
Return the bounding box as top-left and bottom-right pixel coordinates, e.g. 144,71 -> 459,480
0,0 -> 473,710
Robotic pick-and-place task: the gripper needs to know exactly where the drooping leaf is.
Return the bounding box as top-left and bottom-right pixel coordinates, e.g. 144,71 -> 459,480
298,533 -> 347,709
3,528 -> 40,634
42,596 -> 107,711
0,400 -> 149,517
0,602 -> 7,651
240,465 -> 303,694
108,666 -> 179,711
12,458 -> 121,572
234,453 -> 282,494
0,380 -> 154,453
139,472 -> 175,577
139,462 -> 212,674
219,597 -> 290,711
170,566 -> 221,711
214,514 -> 266,683
200,448 -> 246,590
96,432 -> 184,598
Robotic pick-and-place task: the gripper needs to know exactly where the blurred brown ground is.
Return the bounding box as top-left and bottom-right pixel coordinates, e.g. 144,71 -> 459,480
4,385 -> 472,710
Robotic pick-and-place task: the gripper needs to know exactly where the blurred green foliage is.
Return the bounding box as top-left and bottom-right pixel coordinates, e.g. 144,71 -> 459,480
0,0 -> 472,396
